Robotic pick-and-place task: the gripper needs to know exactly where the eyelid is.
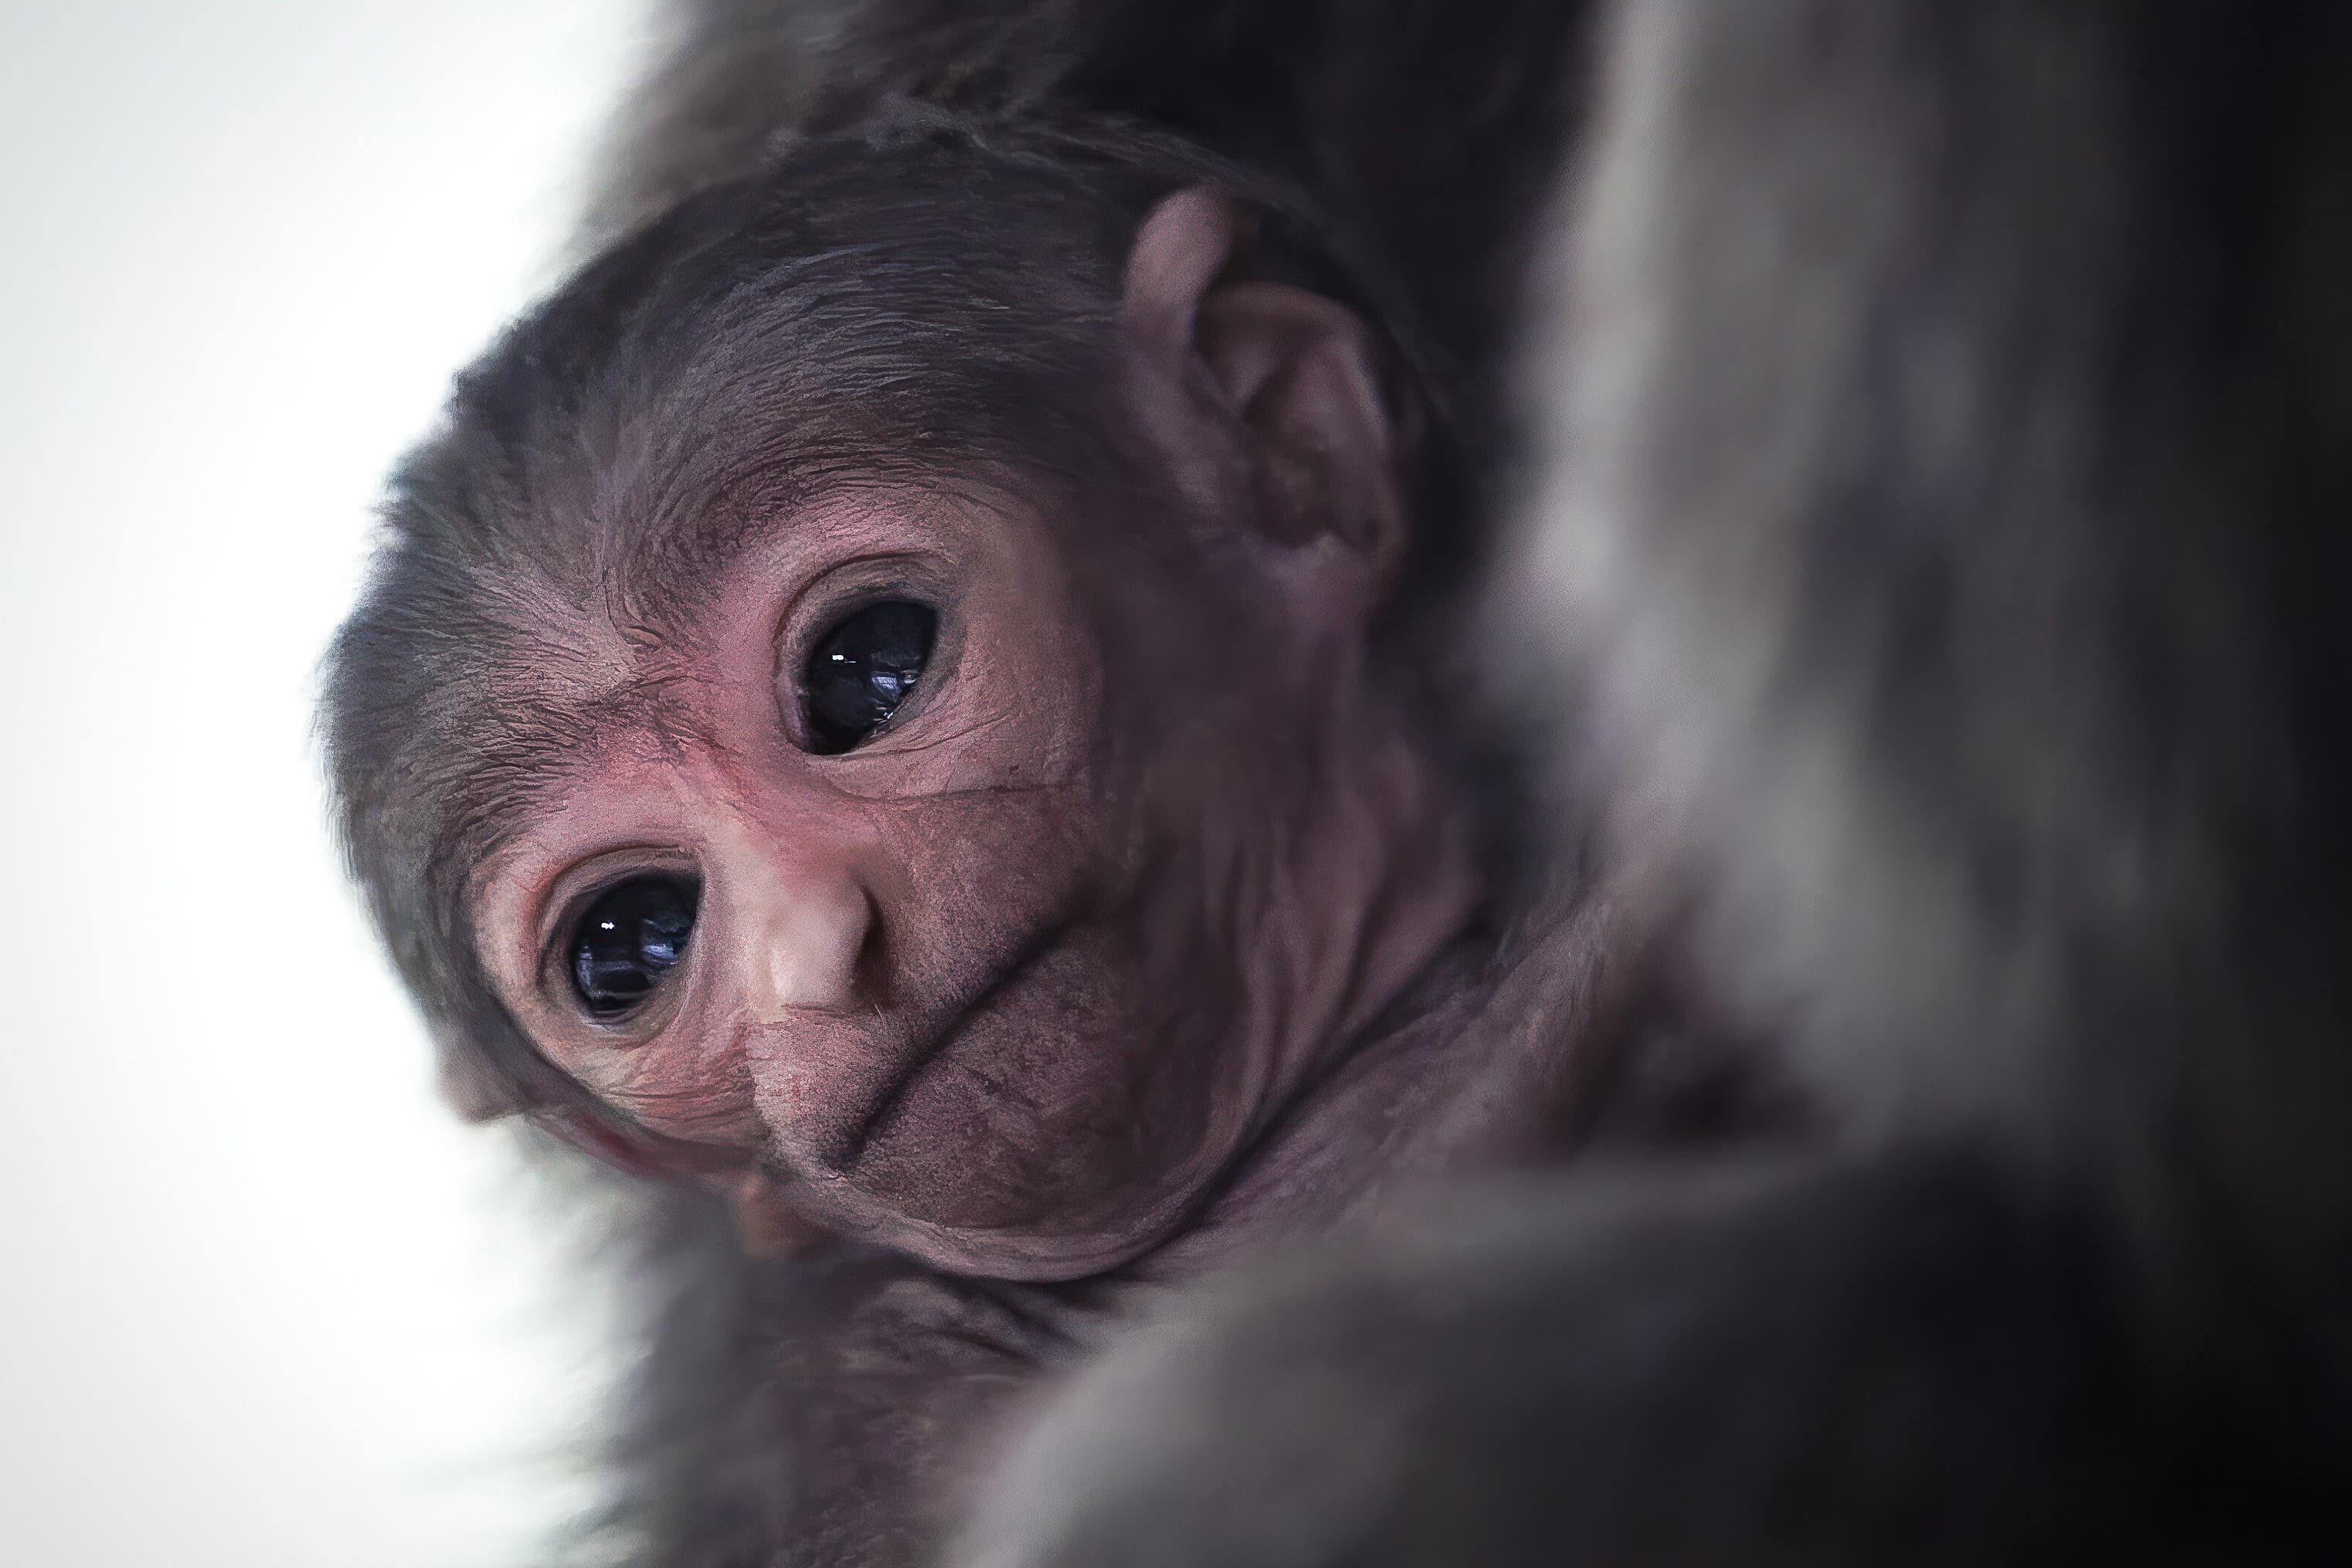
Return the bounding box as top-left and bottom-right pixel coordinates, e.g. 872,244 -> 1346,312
529,848 -> 703,1002
774,555 -> 963,752
773,550 -> 944,661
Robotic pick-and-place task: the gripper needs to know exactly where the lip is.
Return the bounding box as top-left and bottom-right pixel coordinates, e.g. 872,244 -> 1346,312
832,908 -> 1077,1171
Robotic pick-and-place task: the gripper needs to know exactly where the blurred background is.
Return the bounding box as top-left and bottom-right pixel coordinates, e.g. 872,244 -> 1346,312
0,3 -> 651,1562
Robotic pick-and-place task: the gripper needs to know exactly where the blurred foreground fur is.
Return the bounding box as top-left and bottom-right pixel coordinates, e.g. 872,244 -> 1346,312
525,1 -> 2352,1561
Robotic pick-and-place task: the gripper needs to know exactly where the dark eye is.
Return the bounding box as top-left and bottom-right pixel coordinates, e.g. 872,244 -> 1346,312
569,876 -> 699,1020
802,599 -> 938,755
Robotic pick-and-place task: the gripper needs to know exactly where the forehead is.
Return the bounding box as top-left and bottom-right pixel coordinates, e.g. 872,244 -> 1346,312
453,481 -> 1066,857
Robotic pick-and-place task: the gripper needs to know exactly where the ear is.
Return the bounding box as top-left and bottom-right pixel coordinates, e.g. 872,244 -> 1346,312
1123,187 -> 1408,576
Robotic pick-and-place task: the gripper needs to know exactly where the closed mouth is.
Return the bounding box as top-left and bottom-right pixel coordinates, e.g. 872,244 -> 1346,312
836,910 -> 1076,1170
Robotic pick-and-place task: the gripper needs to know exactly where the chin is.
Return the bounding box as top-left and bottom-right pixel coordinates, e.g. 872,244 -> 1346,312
847,1188 -> 1201,1282
749,917 -> 1260,1277
829,1012 -> 1250,1278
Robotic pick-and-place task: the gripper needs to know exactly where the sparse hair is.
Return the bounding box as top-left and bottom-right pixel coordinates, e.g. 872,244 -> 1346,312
322,110 -> 1441,1134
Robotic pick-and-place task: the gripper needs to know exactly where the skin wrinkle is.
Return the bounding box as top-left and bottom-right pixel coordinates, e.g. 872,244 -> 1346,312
472,566 -> 1036,953
423,182 -> 1563,1289
608,1063 -> 762,1144
323,114 -> 1821,1549
583,444 -> 1448,1288
310,19 -> 2352,1549
473,478 -> 1186,1263
867,706 -> 1022,755
450,668 -> 718,887
1126,886 -> 1648,1287
828,910 -> 1078,1175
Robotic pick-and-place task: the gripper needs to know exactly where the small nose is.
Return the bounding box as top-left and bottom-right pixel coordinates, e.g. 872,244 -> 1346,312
729,854 -> 876,1020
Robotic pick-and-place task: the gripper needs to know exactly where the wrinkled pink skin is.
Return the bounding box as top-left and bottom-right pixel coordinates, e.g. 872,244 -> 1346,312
478,471 -> 1505,1279
472,191 -> 1637,1296
458,190 -> 1662,1556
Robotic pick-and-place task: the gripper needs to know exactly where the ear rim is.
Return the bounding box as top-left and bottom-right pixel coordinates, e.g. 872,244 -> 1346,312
1121,184 -> 1243,353
1120,184 -> 1411,577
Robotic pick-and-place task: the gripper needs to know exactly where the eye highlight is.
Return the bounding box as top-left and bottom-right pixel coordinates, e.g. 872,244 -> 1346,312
569,875 -> 699,1020
803,599 -> 938,754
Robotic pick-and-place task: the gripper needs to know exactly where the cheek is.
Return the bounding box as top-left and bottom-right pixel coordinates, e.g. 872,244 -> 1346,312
810,786 -> 1273,1248
567,1018 -> 764,1149
842,920 -> 1252,1247
731,773 -> 1202,1237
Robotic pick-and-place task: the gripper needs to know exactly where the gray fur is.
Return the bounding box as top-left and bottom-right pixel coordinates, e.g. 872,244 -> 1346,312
333,0 -> 2352,1562
580,0 -> 843,249
961,0 -> 2352,1561
1509,0 -> 2352,1385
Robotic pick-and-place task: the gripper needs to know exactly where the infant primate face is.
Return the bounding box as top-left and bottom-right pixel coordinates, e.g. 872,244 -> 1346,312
441,189 -> 1478,1279
472,477 -> 1468,1279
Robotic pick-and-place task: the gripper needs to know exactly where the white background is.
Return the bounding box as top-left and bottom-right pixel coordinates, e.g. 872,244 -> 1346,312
0,3 -> 654,1562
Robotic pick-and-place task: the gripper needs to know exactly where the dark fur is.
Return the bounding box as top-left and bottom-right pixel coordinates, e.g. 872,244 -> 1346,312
326,9 -> 1589,1559
324,0 -> 2352,1562
963,2 -> 2352,1562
